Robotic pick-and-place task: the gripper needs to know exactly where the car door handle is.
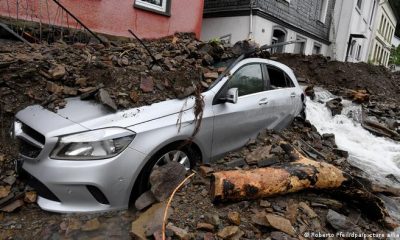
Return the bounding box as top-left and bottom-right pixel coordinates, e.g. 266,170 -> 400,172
259,98 -> 268,105
290,93 -> 296,98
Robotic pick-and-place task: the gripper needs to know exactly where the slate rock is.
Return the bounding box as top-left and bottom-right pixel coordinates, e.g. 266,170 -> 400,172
227,211 -> 241,226
326,209 -> 362,233
197,222 -> 215,232
135,190 -> 156,211
246,145 -> 272,165
97,89 -> 117,111
81,218 -> 101,231
270,231 -> 297,240
326,98 -> 343,116
224,158 -> 246,168
217,226 -> 239,239
257,155 -> 279,167
167,224 -> 190,240
140,76 -> 154,93
265,214 -> 296,236
150,161 -> 187,202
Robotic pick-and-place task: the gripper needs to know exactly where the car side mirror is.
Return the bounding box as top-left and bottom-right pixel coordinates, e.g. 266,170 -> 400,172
225,88 -> 238,104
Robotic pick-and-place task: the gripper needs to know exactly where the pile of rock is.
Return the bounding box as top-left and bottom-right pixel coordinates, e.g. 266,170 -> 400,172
0,33 -> 235,116
129,119 -> 398,240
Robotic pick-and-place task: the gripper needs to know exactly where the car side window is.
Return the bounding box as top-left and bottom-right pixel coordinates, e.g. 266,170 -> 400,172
285,73 -> 295,88
267,66 -> 293,89
226,64 -> 264,96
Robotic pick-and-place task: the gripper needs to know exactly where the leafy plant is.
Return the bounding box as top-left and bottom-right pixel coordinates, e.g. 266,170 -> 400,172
389,45 -> 400,65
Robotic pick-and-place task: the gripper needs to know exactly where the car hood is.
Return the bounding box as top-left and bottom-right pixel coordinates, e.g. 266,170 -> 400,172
56,97 -> 195,129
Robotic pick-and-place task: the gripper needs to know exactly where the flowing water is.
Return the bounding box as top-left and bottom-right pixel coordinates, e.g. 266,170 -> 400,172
305,88 -> 400,188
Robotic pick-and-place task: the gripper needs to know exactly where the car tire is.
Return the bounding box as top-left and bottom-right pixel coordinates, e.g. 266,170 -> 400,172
130,142 -> 198,204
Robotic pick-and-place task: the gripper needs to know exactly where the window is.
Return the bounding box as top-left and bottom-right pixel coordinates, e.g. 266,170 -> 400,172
349,40 -> 356,57
356,0 -> 362,9
313,43 -> 321,55
369,0 -> 376,25
227,64 -> 264,96
319,0 -> 329,23
267,66 -> 293,89
294,36 -> 306,54
134,0 -> 171,15
356,45 -> 362,60
271,28 -> 287,53
219,34 -> 232,45
379,15 -> 384,33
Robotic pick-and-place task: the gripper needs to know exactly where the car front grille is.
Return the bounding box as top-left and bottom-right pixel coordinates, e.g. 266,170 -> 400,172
14,120 -> 45,159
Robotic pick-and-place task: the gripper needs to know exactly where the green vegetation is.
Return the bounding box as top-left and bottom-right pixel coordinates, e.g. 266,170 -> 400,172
389,45 -> 400,65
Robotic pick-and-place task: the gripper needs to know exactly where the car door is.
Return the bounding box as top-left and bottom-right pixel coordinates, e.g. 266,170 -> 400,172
211,63 -> 273,159
264,65 -> 296,130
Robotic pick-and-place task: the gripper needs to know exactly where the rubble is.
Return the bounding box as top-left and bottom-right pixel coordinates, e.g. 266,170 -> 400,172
1,199 -> 24,212
325,98 -> 343,116
0,186 -> 11,198
130,202 -> 173,239
23,191 -> 37,203
1,33 -> 400,239
326,209 -> 362,233
81,218 -> 101,232
135,190 -> 157,211
217,226 -> 240,239
227,212 -> 241,226
149,161 -> 187,202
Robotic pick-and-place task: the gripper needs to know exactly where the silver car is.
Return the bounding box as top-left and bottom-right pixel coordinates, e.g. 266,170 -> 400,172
13,58 -> 305,213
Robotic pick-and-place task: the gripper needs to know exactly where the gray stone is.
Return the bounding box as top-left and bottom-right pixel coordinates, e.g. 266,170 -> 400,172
270,231 -> 297,240
150,161 -> 187,202
2,175 -> 16,186
224,158 -> 246,168
97,89 -> 117,111
326,98 -> 343,116
326,209 -> 362,233
245,145 -> 272,165
135,190 -> 156,211
270,146 -> 284,155
257,155 -> 279,167
204,213 -> 220,226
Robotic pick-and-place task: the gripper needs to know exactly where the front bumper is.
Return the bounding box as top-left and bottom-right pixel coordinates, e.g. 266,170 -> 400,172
21,146 -> 146,213
14,105 -> 148,213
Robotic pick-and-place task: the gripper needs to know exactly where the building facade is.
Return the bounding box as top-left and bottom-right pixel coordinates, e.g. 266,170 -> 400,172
329,0 -> 378,63
201,0 -> 335,56
368,0 -> 398,67
393,35 -> 400,48
0,0 -> 204,39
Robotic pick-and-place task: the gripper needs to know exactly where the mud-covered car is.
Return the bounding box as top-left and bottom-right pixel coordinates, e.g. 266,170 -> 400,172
12,57 -> 305,213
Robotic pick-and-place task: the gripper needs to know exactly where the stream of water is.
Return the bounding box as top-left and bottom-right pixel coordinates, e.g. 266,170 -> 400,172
305,88 -> 400,188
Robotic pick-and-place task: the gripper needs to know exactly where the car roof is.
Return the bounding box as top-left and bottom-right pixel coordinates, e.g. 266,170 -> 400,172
238,58 -> 293,74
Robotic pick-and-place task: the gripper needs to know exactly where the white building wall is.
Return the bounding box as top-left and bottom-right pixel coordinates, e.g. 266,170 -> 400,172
393,36 -> 400,48
201,16 -> 250,46
202,15 -> 329,56
369,1 -> 397,67
331,0 -> 377,63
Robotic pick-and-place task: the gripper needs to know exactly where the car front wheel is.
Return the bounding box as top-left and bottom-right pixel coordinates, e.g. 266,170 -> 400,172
130,143 -> 197,203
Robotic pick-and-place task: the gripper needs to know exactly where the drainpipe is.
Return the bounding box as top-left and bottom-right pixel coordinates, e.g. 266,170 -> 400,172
249,0 -> 254,40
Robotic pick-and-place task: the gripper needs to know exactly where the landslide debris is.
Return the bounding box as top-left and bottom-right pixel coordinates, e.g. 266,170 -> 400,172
1,34 -> 400,239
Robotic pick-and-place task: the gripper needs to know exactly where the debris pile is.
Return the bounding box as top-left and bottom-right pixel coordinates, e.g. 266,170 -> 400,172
1,34 -> 400,238
163,119 -> 400,240
0,33 -> 234,116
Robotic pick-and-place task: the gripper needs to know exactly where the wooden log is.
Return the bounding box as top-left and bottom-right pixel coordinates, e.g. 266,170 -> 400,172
210,142 -> 397,228
210,145 -> 348,202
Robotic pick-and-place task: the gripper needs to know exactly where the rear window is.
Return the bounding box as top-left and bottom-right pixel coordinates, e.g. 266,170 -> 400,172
267,66 -> 294,89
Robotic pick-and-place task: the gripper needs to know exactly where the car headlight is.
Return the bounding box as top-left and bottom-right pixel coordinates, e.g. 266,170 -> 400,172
50,128 -> 136,160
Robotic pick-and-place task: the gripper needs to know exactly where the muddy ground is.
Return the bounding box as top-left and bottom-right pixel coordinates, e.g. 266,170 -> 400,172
0,35 -> 400,239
